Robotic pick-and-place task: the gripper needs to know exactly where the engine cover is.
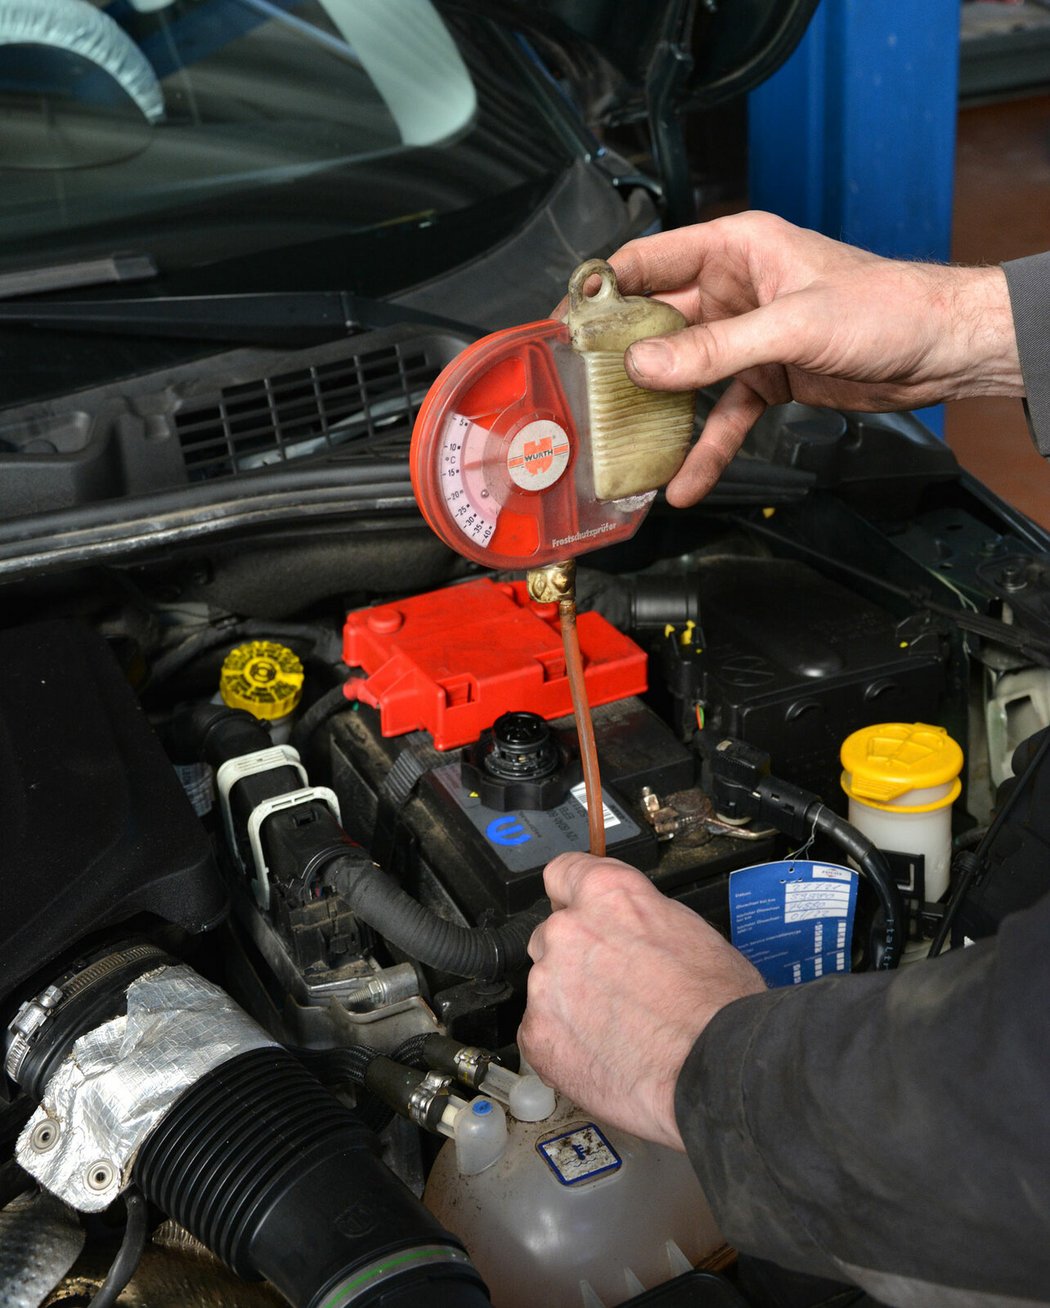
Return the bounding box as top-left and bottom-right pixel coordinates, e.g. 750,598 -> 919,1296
0,621 -> 225,1000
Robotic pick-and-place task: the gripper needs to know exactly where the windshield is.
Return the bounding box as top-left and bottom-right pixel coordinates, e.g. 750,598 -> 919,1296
0,0 -> 575,283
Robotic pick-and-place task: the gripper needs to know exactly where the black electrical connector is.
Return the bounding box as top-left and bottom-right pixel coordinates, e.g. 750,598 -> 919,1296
700,735 -> 903,970
178,702 -> 548,981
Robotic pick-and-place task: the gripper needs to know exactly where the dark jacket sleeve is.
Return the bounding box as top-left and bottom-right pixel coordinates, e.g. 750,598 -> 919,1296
674,889 -> 1050,1306
1003,252 -> 1050,456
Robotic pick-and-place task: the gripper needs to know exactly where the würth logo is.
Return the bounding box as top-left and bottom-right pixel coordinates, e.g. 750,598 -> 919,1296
506,420 -> 571,491
523,436 -> 555,474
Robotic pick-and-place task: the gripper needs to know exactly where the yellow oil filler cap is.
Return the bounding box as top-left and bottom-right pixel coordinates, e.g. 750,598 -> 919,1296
840,722 -> 963,814
219,640 -> 304,722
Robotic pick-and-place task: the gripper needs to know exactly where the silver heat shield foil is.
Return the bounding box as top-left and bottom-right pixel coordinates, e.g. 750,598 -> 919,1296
16,965 -> 276,1213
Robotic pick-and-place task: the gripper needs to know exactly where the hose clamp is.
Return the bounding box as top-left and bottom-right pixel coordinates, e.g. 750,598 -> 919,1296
452,1046 -> 490,1090
5,985 -> 64,1084
5,944 -> 169,1087
407,1071 -> 452,1130
16,964 -> 276,1212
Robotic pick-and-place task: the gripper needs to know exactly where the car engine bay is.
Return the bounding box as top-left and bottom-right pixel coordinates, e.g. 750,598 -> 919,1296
3,322 -> 1050,1308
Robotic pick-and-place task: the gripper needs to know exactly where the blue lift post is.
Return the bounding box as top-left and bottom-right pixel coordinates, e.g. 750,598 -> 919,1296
747,0 -> 960,434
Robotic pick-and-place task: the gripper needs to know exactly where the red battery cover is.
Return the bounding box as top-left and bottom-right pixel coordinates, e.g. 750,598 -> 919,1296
341,579 -> 647,750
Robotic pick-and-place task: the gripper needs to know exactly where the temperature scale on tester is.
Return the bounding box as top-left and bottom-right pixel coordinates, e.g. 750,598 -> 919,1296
409,260 -> 697,572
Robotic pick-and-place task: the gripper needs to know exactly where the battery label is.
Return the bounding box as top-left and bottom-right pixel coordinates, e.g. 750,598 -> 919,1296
537,1124 -> 621,1186
430,764 -> 638,870
569,782 -> 620,829
729,860 -> 858,988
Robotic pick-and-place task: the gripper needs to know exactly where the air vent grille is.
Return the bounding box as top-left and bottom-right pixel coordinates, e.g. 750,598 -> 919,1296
174,341 -> 438,481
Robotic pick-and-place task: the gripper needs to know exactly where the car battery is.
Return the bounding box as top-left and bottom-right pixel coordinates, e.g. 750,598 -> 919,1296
697,557 -> 946,809
341,577 -> 648,749
329,582 -> 774,924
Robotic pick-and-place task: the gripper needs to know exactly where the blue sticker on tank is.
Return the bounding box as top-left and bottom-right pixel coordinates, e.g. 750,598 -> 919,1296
537,1124 -> 622,1186
729,859 -> 858,989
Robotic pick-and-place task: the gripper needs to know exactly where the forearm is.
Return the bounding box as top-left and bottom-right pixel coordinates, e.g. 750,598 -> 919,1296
675,891 -> 1050,1304
937,263 -> 1024,401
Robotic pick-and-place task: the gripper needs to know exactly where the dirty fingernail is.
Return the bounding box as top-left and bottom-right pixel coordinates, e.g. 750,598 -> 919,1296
627,339 -> 673,379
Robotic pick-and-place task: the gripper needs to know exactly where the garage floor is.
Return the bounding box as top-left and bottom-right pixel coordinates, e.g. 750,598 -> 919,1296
945,93 -> 1050,529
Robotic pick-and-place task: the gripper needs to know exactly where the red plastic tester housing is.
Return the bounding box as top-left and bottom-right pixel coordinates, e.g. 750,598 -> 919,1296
342,580 -> 647,750
409,320 -> 657,571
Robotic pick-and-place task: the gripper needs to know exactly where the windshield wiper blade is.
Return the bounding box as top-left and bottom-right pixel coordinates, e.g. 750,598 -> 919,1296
0,291 -> 476,343
0,253 -> 157,301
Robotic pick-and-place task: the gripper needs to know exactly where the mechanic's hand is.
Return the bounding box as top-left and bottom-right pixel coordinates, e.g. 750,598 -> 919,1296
599,211 -> 1022,506
517,852 -> 764,1151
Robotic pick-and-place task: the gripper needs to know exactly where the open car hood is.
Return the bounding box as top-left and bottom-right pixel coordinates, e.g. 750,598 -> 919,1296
473,0 -> 819,225
482,0 -> 820,113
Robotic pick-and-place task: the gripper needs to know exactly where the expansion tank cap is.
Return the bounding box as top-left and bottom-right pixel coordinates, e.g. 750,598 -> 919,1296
220,641 -> 304,722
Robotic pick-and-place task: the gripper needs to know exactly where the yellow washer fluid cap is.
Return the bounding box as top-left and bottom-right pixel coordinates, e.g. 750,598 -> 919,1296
840,722 -> 963,812
219,640 -> 304,721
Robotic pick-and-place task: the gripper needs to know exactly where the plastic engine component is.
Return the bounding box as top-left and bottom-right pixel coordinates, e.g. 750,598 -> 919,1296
135,1047 -> 489,1308
461,712 -> 577,812
0,620 -> 225,999
696,558 -> 945,807
219,640 -> 304,722
342,579 -> 647,750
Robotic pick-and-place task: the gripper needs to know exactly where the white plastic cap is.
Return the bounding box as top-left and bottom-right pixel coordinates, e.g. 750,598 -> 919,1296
454,1098 -> 508,1176
508,1074 -> 556,1123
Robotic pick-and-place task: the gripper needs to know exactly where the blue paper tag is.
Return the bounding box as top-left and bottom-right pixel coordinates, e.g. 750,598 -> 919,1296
729,859 -> 858,988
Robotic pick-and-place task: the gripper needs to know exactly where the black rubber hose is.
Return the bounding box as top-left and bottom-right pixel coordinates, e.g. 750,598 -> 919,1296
292,1044 -> 390,1133
292,1037 -> 435,1133
169,702 -> 274,766
713,743 -> 904,971
293,1036 -> 431,1087
290,683 -> 352,754
392,1032 -> 431,1068
134,1047 -> 489,1308
293,1043 -> 378,1085
87,1189 -> 148,1308
927,850 -> 982,959
324,854 -> 548,981
0,1158 -> 34,1209
806,803 -> 904,970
